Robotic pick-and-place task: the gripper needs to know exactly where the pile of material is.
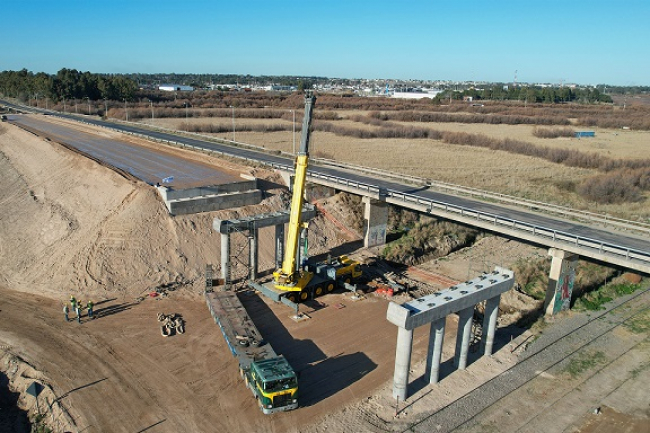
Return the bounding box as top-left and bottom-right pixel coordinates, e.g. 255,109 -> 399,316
157,312 -> 185,337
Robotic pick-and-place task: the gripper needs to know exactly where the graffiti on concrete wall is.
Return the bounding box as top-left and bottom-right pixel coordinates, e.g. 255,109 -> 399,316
553,256 -> 577,314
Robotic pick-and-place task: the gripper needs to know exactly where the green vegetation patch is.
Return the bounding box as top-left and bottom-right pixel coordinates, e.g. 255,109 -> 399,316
382,220 -> 477,265
623,309 -> 650,334
574,282 -> 641,311
564,350 -> 607,378
512,256 -> 549,300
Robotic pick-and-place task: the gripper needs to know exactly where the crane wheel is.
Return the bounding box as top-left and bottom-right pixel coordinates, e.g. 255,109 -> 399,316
315,287 -> 323,296
327,283 -> 335,292
345,277 -> 351,285
287,294 -> 297,303
300,291 -> 308,301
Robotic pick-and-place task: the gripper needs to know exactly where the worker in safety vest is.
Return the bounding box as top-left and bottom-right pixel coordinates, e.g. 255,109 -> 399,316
63,304 -> 69,322
87,301 -> 94,319
75,301 -> 82,324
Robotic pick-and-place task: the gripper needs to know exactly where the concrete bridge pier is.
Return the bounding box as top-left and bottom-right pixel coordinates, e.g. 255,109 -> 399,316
425,317 -> 446,384
392,326 -> 413,401
248,228 -> 259,280
299,226 -> 308,270
363,196 -> 388,248
544,248 -> 578,316
274,224 -> 284,269
454,306 -> 475,369
220,233 -> 230,290
387,267 -> 514,400
481,295 -> 500,355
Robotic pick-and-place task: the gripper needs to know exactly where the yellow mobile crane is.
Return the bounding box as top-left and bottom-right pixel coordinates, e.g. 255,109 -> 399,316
272,93 -> 362,303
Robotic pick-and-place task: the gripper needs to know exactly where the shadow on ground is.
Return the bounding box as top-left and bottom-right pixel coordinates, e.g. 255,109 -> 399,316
238,290 -> 376,407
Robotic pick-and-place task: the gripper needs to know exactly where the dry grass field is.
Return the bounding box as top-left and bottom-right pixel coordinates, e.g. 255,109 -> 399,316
142,113 -> 650,221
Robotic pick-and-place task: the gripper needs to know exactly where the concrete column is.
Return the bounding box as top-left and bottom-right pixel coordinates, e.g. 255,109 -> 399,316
298,226 -> 308,269
274,223 -> 284,270
425,317 -> 446,384
392,326 -> 413,401
248,228 -> 258,280
454,307 -> 474,370
482,295 -> 500,356
544,248 -> 578,316
220,233 -> 230,290
362,197 -> 388,248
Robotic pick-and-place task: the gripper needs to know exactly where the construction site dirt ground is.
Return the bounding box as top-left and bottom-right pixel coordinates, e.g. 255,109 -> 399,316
1,117 -> 648,432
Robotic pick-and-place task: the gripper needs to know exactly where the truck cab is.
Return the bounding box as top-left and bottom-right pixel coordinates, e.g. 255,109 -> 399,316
247,357 -> 298,414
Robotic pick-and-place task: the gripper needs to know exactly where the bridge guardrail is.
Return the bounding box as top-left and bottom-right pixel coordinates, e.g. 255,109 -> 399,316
301,171 -> 650,268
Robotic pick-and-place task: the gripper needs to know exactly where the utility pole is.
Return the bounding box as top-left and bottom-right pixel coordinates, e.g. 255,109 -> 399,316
230,105 -> 235,142
291,109 -> 296,155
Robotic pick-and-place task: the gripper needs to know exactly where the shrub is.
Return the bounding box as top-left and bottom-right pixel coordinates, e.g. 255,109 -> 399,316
532,127 -> 575,138
577,171 -> 643,204
512,257 -> 549,300
382,221 -> 477,265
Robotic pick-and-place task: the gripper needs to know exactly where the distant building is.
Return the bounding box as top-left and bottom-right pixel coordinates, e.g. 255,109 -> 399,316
392,89 -> 442,99
159,84 -> 194,92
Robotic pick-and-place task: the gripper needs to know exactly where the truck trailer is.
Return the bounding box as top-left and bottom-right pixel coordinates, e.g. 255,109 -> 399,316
205,290 -> 299,414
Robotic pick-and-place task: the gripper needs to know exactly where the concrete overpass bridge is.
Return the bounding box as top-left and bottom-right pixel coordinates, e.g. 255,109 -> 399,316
3,100 -> 650,313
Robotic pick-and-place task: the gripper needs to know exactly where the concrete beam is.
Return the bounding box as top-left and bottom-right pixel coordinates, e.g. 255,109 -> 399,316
387,267 -> 514,330
166,190 -> 263,215
213,206 -> 317,233
159,179 -> 257,201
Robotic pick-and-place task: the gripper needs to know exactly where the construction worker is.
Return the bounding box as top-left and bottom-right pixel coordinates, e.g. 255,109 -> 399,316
87,300 -> 94,320
70,295 -> 77,311
75,301 -> 82,324
63,304 -> 69,322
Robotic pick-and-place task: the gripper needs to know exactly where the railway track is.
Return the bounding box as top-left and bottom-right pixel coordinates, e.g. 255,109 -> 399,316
402,287 -> 650,433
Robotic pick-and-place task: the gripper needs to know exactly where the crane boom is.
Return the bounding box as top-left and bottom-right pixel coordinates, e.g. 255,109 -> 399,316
274,93 -> 316,286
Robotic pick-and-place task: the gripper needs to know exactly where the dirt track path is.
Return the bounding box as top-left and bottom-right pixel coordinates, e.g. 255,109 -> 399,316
0,287 -> 308,432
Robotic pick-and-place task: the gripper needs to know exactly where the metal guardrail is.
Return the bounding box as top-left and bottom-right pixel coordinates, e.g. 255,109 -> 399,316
296,171 -> 650,269
314,157 -> 650,235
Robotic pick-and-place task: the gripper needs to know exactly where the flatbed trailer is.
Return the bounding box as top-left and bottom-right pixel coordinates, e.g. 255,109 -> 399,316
205,290 -> 299,414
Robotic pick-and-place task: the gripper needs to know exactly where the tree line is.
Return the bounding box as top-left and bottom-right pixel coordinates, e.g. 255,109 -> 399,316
447,85 -> 613,104
0,68 -> 138,102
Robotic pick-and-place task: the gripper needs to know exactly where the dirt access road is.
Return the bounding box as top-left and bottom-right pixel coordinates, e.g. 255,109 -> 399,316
0,283 -> 440,433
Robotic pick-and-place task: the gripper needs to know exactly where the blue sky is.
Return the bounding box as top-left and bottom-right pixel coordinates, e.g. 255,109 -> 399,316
3,0 -> 648,85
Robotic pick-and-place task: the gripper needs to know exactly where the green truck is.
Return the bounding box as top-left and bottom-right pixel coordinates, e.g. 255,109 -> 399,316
205,290 -> 298,414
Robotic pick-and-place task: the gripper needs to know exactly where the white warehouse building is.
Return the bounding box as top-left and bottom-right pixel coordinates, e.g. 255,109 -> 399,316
159,84 -> 194,92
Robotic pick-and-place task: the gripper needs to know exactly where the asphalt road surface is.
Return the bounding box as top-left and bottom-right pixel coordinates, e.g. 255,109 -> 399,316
6,114 -> 241,189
